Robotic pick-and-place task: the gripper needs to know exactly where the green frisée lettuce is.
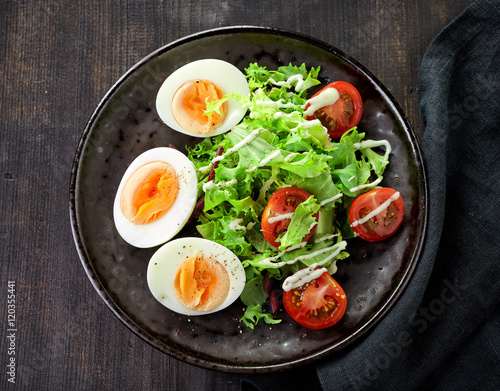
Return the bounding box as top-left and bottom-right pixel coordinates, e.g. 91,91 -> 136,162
187,63 -> 391,328
277,195 -> 320,250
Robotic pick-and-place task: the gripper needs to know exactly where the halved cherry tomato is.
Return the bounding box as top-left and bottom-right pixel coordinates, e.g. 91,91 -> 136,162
261,187 -> 318,248
305,81 -> 363,139
283,269 -> 347,330
349,187 -> 405,242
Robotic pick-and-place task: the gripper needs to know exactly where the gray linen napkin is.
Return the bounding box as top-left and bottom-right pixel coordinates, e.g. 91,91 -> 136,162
316,0 -> 500,389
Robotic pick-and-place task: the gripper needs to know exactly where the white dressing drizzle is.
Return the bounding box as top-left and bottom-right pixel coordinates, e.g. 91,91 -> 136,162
284,152 -> 299,162
273,111 -> 301,120
257,240 -> 347,269
287,74 -> 304,92
314,233 -> 340,242
268,74 -> 304,92
301,118 -> 324,129
246,150 -> 281,173
319,193 -> 343,206
202,178 -> 238,192
308,221 -> 319,231
256,243 -> 307,267
351,191 -> 400,228
289,118 -> 325,133
202,181 -> 216,191
282,267 -> 328,292
228,218 -> 246,231
256,99 -> 296,109
281,240 -> 348,291
303,88 -> 339,117
349,177 -> 382,193
199,128 -> 262,174
353,139 -> 392,156
252,233 -> 340,270
268,78 -> 286,86
267,212 -> 294,224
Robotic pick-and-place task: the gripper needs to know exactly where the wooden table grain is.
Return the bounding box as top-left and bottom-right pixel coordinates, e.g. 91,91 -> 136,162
0,1 -> 473,389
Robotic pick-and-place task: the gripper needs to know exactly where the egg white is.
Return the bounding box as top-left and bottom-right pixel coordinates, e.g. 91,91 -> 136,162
156,59 -> 250,137
147,237 -> 246,316
113,147 -> 198,248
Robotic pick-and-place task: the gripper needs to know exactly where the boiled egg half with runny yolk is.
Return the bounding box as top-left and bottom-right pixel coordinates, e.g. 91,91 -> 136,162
113,147 -> 198,248
156,59 -> 250,137
147,237 -> 246,315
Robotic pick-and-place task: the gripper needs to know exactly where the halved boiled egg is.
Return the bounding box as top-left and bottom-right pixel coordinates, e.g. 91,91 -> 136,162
147,237 -> 246,316
113,147 -> 198,248
156,59 -> 250,137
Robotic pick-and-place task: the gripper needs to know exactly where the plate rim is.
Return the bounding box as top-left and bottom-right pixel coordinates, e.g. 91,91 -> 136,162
69,25 -> 428,373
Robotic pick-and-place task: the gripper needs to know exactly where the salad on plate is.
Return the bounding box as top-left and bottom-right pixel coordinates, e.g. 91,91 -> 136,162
185,61 -> 404,329
114,59 -> 405,331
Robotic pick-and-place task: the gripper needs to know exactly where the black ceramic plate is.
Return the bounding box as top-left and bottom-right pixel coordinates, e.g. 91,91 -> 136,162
70,26 -> 427,373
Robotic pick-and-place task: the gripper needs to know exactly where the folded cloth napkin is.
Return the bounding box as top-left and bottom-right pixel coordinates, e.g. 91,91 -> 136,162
242,0 -> 500,389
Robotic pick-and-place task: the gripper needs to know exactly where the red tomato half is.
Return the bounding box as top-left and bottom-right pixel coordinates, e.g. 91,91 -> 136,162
261,187 -> 318,248
283,270 -> 347,330
305,81 -> 363,139
349,187 -> 405,242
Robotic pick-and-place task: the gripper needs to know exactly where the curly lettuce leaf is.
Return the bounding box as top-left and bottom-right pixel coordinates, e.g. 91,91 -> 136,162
277,195 -> 321,250
240,303 -> 281,329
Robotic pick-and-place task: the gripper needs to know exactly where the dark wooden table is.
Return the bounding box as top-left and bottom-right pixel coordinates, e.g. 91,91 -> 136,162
1,1 -> 474,389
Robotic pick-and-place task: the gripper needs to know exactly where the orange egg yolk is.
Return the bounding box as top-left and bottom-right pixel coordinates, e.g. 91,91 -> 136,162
171,79 -> 227,135
174,254 -> 230,311
120,161 -> 179,225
